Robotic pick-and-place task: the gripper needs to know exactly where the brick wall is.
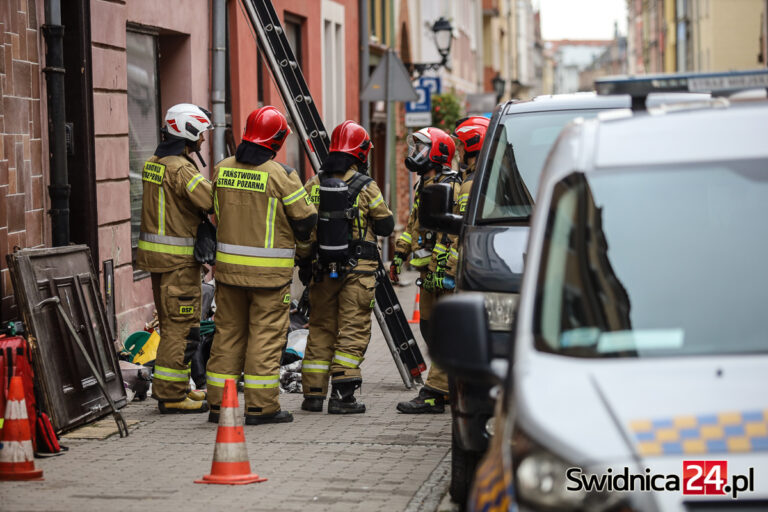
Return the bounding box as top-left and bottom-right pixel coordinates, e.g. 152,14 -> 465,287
88,0 -> 148,341
91,0 -> 211,341
0,0 -> 48,320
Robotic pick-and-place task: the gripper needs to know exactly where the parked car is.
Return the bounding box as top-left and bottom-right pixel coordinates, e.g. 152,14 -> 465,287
420,92 -> 702,506
431,70 -> 768,511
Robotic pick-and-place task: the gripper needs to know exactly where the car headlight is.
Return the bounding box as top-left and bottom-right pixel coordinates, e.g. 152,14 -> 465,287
517,452 -> 586,509
513,428 -> 625,511
485,416 -> 496,437
483,292 -> 519,331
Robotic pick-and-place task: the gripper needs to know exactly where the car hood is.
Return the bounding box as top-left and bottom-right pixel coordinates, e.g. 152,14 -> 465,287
459,225 -> 529,293
515,352 -> 768,464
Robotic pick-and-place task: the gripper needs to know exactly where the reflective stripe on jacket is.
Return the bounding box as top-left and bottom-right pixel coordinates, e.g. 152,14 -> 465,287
136,154 -> 213,273
213,156 -> 316,288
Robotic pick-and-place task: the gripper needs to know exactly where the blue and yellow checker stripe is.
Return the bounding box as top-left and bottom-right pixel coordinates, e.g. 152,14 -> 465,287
469,439 -> 515,512
629,410 -> 768,456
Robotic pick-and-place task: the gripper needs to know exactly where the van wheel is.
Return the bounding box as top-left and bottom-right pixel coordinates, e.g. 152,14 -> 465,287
449,426 -> 480,509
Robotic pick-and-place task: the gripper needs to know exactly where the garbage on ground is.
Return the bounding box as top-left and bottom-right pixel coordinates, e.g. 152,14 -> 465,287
279,292 -> 310,393
122,331 -> 150,360
132,331 -> 160,366
119,360 -> 151,401
279,360 -> 303,393
145,311 -> 159,332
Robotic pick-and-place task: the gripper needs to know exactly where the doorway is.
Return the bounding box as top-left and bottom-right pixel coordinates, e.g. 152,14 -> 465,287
61,0 -> 99,263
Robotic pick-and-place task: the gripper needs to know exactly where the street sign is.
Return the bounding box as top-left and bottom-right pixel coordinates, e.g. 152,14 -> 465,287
361,50 -> 418,102
418,76 -> 441,95
406,86 -> 431,113
405,86 -> 432,127
404,112 -> 432,127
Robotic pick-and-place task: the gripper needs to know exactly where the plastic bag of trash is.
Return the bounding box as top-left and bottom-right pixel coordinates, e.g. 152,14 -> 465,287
120,360 -> 151,401
279,360 -> 303,393
279,327 -> 307,393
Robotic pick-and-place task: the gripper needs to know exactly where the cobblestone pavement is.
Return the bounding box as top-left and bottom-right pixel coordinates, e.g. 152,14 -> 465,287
0,272 -> 452,512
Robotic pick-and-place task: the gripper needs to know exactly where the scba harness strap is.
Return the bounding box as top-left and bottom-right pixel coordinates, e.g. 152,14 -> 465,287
318,171 -> 373,239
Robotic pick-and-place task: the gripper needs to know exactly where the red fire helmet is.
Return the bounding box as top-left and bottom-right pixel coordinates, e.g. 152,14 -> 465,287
329,121 -> 373,163
243,106 -> 291,152
453,116 -> 490,154
424,127 -> 455,166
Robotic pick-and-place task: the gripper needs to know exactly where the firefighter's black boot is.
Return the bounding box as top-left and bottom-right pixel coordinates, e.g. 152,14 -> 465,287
327,381 -> 365,414
245,410 -> 294,425
301,397 -> 324,412
207,405 -> 220,424
396,387 -> 445,414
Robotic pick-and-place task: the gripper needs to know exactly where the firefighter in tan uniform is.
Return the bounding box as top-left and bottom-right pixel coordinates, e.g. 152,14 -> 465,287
446,116 -> 490,273
391,127 -> 460,414
136,103 -> 214,414
205,106 -> 317,425
297,121 -> 394,414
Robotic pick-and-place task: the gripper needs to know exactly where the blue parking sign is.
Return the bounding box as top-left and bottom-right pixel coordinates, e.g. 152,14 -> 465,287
406,86 -> 431,113
418,76 -> 441,95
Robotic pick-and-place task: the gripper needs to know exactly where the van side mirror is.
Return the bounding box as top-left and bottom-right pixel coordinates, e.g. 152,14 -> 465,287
418,183 -> 463,236
429,293 -> 497,383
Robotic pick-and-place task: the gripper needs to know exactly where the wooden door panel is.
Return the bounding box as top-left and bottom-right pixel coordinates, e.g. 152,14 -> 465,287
7,246 -> 126,433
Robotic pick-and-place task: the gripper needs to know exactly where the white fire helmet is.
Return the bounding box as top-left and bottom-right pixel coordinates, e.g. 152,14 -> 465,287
164,103 -> 213,142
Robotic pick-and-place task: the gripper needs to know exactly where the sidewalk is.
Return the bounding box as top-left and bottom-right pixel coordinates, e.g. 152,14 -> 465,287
0,272 -> 452,512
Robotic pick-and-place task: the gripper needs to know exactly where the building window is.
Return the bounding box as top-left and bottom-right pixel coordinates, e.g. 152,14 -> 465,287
323,0 -> 345,132
127,29 -> 161,270
369,0 -> 389,46
283,16 -> 307,178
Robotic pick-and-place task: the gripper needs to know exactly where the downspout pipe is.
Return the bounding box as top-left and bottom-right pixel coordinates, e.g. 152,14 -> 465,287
211,0 -> 227,163
43,0 -> 70,246
359,0 -> 370,132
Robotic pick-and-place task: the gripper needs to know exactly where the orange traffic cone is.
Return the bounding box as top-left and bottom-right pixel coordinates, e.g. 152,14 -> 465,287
0,376 -> 43,481
407,289 -> 421,324
195,378 -> 266,485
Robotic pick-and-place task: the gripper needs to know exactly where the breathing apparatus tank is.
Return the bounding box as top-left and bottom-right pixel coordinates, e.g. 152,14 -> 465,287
317,176 -> 352,278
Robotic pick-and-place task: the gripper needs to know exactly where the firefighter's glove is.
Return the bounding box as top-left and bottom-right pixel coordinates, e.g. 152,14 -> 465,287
435,250 -> 450,273
422,272 -> 436,292
434,273 -> 455,290
429,264 -> 455,291
389,252 -> 406,283
297,259 -> 313,286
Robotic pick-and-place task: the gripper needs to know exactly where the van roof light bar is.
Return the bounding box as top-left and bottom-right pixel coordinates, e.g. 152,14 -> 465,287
595,69 -> 768,111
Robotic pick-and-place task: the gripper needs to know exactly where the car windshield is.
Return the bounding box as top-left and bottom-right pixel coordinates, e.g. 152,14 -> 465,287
534,160 -> 768,358
477,110 -> 604,222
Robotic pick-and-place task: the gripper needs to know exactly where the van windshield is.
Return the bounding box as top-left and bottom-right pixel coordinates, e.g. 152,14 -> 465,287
477,110 -> 603,222
534,161 -> 768,358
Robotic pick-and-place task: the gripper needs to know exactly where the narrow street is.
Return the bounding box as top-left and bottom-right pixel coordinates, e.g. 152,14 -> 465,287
0,275 -> 452,512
